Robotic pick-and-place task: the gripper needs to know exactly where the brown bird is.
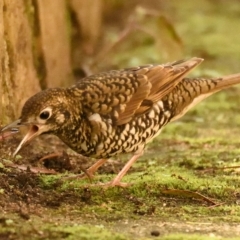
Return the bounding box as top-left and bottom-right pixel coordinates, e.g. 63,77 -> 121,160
2,57 -> 240,187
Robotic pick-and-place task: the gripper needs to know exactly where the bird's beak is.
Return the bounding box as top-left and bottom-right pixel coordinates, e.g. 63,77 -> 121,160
0,119 -> 22,133
13,124 -> 48,156
1,119 -> 45,157
0,119 -> 21,141
13,124 -> 40,156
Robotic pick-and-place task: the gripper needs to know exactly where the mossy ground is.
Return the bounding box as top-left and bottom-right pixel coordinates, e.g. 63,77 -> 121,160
1,1 -> 240,239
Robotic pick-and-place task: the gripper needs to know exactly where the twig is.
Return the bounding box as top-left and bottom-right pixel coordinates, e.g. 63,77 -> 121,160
161,188 -> 218,206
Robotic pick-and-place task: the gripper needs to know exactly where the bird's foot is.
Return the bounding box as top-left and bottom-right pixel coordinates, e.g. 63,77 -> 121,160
97,180 -> 131,188
58,166 -> 96,184
60,172 -> 93,182
94,153 -> 142,188
58,159 -> 108,183
77,158 -> 107,181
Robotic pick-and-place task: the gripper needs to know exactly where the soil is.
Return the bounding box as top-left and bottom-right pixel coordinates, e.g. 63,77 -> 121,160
0,129 -> 240,240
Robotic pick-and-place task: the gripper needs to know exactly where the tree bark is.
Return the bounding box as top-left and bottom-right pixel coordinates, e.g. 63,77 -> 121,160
37,0 -> 73,88
0,0 -> 103,125
0,0 -> 40,124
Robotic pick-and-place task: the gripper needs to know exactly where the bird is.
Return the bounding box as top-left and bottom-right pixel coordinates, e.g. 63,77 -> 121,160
2,57 -> 240,187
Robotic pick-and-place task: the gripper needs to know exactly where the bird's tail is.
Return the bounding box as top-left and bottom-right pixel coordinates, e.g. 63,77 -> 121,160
169,72 -> 240,122
213,73 -> 240,91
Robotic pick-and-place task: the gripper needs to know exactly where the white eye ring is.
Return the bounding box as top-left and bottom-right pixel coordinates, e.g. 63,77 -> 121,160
39,107 -> 52,121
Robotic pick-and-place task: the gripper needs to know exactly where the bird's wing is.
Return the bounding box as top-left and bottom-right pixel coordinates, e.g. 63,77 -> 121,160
75,57 -> 203,125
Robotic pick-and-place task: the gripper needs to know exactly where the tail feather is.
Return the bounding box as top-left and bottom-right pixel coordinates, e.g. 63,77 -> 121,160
214,73 -> 240,91
169,72 -> 240,122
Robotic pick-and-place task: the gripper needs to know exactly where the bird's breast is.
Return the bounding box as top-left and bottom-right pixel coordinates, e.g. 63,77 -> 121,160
89,102 -> 172,158
58,100 -> 173,159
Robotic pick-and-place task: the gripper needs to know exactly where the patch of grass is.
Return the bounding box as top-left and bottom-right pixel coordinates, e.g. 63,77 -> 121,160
0,216 -> 127,240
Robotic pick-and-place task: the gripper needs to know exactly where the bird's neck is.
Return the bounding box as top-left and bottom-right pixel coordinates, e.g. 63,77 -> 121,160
56,116 -> 92,154
54,89 -> 93,154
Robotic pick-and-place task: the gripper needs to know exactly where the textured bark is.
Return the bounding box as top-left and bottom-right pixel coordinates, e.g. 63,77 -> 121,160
70,0 -> 103,56
0,0 -> 40,124
37,0 -> 73,88
0,0 -> 104,125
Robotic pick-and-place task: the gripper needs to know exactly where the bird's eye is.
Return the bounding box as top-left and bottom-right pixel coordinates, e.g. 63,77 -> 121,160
39,110 -> 51,120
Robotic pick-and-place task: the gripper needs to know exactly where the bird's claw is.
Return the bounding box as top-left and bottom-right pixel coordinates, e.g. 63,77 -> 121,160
96,181 -> 131,188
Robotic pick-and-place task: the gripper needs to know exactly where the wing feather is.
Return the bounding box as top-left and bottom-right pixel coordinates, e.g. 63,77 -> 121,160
71,57 -> 203,126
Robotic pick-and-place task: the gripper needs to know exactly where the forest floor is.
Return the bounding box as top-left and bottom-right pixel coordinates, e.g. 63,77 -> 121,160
1,88 -> 240,240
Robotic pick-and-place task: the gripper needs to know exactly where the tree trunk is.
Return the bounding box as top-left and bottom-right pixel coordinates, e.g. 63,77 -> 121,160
37,0 -> 73,88
0,0 -> 103,125
0,0 -> 40,123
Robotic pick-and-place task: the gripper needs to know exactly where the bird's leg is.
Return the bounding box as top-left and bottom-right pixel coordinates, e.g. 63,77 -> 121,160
38,152 -> 62,162
39,152 -> 107,181
101,151 -> 143,187
82,158 -> 107,178
60,158 -> 107,183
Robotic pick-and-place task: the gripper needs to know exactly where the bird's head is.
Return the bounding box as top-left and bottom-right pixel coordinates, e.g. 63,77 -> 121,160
1,88 -> 74,156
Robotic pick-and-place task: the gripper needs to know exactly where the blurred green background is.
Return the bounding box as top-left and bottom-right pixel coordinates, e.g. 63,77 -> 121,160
88,0 -> 240,76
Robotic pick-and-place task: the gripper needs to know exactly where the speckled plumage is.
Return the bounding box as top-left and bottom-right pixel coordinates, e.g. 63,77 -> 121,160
2,57 -> 240,186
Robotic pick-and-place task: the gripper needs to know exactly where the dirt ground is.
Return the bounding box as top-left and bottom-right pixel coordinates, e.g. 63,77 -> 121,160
0,117 -> 240,240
